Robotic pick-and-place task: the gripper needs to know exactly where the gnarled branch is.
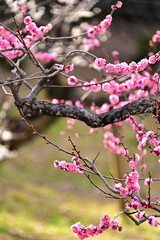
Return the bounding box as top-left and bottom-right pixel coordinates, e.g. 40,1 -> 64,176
16,98 -> 157,128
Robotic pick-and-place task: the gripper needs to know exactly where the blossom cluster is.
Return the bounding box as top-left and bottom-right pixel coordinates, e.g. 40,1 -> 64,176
23,16 -> 52,41
66,64 -> 159,125
87,15 -> 113,39
54,156 -> 84,174
103,132 -> 127,156
111,1 -> 123,10
114,171 -> 140,196
35,51 -> 57,63
0,16 -> 56,62
135,211 -> 158,227
81,1 -> 122,50
82,38 -> 100,51
94,53 -> 160,75
0,26 -> 24,59
150,30 -> 160,46
129,115 -> 160,162
71,214 -> 120,239
126,197 -> 141,210
86,1 -> 122,39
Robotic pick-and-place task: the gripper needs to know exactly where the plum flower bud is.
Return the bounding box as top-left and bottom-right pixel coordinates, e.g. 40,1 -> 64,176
112,50 -> 119,58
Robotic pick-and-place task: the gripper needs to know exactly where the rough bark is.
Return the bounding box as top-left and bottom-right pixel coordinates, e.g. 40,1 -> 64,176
16,98 -> 157,128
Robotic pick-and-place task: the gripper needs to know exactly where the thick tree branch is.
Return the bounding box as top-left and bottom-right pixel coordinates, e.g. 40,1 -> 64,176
16,98 -> 157,128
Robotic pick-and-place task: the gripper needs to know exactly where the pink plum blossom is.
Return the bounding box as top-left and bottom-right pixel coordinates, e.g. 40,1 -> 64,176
112,50 -> 119,58
65,64 -> 74,73
35,52 -> 57,63
147,216 -> 158,227
82,82 -> 90,91
144,178 -> 153,185
114,182 -> 122,191
109,94 -> 119,105
120,187 -> 128,196
90,78 -> 101,92
135,210 -> 146,220
22,5 -> 28,15
24,16 -> 32,25
94,58 -> 106,67
129,161 -> 137,170
117,1 -> 122,8
67,76 -> 78,85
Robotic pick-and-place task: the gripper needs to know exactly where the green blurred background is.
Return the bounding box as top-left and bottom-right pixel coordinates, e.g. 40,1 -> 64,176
0,117 -> 160,240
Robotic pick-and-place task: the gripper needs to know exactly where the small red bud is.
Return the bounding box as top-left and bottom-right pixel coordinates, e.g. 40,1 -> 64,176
118,226 -> 122,232
21,117 -> 25,121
